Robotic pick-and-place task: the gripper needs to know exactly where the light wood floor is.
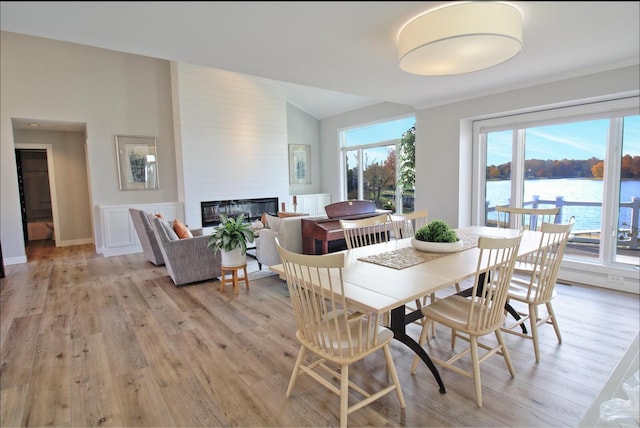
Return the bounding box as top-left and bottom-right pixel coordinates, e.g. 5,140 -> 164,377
1,241 -> 638,427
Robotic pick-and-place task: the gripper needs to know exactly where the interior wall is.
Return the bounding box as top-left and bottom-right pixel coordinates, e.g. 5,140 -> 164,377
170,62 -> 290,228
1,31 -> 178,260
286,104 -> 321,196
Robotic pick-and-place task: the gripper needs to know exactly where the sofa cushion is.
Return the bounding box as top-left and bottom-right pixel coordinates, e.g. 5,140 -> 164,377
173,218 -> 193,239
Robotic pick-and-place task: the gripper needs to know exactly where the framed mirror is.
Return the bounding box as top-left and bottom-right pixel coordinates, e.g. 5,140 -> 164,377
115,135 -> 159,190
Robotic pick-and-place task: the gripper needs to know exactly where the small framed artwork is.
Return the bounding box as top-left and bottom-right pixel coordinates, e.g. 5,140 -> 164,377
115,135 -> 160,190
289,144 -> 311,184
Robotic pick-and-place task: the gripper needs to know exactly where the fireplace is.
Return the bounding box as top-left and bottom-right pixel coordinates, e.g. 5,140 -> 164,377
201,197 -> 279,227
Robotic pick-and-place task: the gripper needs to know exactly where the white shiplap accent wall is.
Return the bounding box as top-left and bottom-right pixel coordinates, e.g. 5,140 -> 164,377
171,62 -> 289,227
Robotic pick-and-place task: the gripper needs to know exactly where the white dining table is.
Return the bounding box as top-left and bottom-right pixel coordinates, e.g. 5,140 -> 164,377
270,225 -> 542,394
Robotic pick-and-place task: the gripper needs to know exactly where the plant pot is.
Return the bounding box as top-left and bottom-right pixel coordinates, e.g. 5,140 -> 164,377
411,238 -> 463,253
221,247 -> 246,267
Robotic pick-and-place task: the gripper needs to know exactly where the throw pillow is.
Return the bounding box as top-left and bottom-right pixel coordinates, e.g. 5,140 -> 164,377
173,218 -> 193,239
160,219 -> 180,241
265,213 -> 281,232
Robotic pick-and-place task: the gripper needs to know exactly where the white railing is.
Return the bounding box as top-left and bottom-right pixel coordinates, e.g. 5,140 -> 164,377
486,195 -> 640,250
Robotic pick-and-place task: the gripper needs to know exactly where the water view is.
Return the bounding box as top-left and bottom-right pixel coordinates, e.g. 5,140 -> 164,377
486,178 -> 640,233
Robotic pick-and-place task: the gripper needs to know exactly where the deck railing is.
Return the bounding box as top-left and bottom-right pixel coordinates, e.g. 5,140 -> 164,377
486,195 -> 640,249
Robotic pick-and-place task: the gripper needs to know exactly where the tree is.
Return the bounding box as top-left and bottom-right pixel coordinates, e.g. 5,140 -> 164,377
398,125 -> 415,191
364,150 -> 396,206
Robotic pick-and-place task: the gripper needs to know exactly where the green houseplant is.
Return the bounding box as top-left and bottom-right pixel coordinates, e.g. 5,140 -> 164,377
412,219 -> 462,252
207,213 -> 255,266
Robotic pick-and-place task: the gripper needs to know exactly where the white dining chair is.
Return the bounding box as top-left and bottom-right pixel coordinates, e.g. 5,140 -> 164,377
501,219 -> 575,362
275,238 -> 405,427
411,234 -> 523,407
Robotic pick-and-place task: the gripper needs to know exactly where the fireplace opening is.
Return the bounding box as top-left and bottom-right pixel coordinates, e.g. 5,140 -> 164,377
201,197 -> 278,227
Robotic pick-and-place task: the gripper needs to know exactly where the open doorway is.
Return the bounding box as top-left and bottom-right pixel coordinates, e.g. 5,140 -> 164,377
15,148 -> 55,244
12,118 -> 92,258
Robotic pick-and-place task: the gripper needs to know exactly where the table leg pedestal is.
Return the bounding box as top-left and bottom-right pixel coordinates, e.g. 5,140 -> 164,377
390,306 -> 447,394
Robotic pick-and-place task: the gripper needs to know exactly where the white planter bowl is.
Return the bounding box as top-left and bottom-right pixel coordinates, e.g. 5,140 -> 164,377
411,238 -> 463,253
221,247 -> 247,267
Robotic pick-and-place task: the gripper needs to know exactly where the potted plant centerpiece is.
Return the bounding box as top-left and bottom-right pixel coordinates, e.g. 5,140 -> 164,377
411,219 -> 463,253
207,213 -> 256,267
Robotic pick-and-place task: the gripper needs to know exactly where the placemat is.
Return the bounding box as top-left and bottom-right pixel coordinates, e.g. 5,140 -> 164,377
358,232 -> 480,270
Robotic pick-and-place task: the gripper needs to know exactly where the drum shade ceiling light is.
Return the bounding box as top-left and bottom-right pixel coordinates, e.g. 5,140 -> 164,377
398,2 -> 523,76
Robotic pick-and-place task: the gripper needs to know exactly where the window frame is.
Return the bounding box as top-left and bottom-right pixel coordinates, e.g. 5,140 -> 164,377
472,96 -> 639,272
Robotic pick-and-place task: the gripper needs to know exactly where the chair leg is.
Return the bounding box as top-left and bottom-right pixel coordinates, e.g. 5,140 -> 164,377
383,344 -> 406,408
470,336 -> 482,408
411,319 -> 431,374
546,302 -> 562,343
495,329 -> 515,377
451,328 -> 457,350
529,303 -> 541,363
286,346 -> 306,398
340,364 -> 349,428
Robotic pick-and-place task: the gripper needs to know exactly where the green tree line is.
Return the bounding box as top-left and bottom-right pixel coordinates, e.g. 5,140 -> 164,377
487,155 -> 640,180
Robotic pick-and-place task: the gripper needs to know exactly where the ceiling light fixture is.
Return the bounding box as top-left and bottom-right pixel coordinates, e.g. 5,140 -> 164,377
398,1 -> 523,76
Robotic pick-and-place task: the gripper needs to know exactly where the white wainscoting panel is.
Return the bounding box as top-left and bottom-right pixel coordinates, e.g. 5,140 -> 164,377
99,202 -> 184,257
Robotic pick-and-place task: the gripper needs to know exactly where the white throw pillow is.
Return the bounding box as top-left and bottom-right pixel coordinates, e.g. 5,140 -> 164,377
265,214 -> 281,232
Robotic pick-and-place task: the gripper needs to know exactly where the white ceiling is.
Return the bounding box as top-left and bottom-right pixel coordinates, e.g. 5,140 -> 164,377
1,1 -> 639,121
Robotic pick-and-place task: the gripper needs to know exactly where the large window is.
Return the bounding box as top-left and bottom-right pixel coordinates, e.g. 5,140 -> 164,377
474,97 -> 639,269
340,116 -> 415,212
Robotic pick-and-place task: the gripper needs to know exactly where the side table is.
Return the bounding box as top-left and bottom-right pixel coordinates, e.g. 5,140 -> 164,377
220,264 -> 249,294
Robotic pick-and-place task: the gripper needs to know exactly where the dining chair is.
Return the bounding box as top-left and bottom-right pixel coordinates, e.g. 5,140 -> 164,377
388,209 -> 428,239
495,205 -> 559,231
274,238 -> 405,428
410,234 -> 523,407
388,209 -> 433,325
500,219 -> 575,362
340,213 -> 391,249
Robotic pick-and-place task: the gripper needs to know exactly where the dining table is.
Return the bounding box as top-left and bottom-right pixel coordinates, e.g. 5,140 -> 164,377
269,225 -> 543,394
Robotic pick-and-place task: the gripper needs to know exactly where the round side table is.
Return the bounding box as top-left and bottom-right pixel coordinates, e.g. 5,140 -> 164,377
220,264 -> 249,294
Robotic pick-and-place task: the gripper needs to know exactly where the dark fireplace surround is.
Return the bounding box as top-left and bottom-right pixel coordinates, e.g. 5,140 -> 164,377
201,197 -> 279,227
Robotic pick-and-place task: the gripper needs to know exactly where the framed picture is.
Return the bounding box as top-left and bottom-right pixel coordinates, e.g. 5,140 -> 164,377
115,135 -> 159,190
289,144 -> 311,184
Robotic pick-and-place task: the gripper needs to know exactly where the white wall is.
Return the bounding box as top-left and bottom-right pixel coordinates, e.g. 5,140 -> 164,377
170,63 -> 289,228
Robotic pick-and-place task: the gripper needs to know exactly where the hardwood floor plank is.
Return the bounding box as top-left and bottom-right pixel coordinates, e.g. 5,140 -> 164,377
70,333 -> 124,427
112,368 -> 175,427
1,241 -> 638,427
26,332 -> 71,427
0,314 -> 42,391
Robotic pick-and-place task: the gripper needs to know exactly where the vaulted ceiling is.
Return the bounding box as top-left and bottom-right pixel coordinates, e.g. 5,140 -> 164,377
1,1 -> 638,119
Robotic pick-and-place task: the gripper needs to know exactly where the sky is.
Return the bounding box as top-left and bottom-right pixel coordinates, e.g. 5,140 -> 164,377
487,115 -> 640,166
341,114 -> 640,167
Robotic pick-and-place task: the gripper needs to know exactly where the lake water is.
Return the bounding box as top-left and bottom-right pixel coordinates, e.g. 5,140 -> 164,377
486,178 -> 640,232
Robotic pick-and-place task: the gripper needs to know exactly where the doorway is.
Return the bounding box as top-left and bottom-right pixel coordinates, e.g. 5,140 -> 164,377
15,147 -> 56,245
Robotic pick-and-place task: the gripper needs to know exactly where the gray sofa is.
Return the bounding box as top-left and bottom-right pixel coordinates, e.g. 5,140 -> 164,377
151,216 -> 222,286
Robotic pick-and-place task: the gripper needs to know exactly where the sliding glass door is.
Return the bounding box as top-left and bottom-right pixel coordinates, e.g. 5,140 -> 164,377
476,97 -> 639,268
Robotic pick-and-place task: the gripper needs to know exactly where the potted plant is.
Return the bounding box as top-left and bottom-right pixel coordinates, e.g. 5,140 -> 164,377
411,219 -> 463,253
207,213 -> 255,267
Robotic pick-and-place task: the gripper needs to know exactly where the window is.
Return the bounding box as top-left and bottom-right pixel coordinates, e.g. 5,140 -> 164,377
340,116 -> 415,212
474,97 -> 639,269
